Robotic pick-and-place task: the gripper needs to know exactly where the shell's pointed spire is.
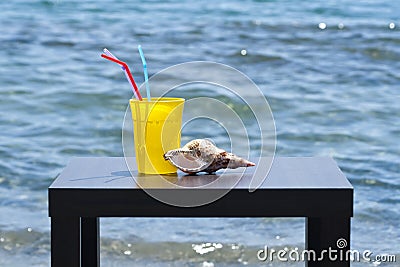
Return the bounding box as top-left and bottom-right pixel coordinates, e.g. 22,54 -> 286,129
164,139 -> 255,174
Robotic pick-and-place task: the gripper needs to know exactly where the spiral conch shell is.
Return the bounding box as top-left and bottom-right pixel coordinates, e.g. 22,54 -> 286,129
163,139 -> 255,174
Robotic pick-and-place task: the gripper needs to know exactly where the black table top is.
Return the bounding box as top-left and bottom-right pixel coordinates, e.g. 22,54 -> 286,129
49,157 -> 353,217
50,156 -> 352,190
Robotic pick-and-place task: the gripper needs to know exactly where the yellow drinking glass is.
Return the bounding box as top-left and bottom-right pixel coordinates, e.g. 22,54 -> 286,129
129,97 -> 185,174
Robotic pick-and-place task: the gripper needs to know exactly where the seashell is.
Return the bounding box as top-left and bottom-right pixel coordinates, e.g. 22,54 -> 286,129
163,139 -> 255,174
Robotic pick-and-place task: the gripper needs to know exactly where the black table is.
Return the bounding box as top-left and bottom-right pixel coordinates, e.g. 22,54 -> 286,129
48,157 -> 353,267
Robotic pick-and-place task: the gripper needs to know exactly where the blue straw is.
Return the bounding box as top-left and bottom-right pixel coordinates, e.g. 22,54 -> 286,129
138,45 -> 151,101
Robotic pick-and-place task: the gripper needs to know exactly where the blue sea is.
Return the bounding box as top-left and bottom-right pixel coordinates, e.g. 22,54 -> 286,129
0,0 -> 399,266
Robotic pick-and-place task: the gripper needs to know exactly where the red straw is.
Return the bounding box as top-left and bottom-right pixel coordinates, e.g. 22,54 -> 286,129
101,54 -> 143,100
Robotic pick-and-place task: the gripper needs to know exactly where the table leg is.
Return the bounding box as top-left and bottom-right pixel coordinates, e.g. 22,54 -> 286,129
51,216 -> 80,267
306,217 -> 350,267
81,217 -> 100,267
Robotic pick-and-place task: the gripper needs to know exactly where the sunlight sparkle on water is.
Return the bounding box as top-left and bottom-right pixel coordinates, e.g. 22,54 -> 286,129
318,22 -> 327,30
192,242 -> 223,255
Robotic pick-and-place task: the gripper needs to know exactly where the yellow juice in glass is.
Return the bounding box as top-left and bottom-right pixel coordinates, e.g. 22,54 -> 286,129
129,98 -> 184,174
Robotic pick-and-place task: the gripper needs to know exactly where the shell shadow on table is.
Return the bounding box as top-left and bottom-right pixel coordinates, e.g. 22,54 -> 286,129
134,172 -> 221,187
